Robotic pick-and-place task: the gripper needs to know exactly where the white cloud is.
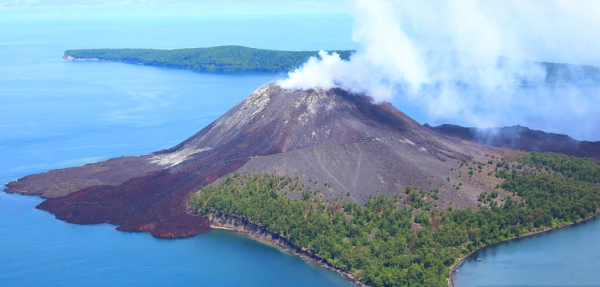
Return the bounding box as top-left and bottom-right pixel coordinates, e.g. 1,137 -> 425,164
279,0 -> 600,139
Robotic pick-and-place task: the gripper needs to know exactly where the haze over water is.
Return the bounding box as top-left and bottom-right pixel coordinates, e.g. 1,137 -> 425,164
1,12 -> 599,287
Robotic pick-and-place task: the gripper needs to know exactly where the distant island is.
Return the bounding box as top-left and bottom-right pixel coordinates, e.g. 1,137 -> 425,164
63,45 -> 600,84
63,45 -> 353,73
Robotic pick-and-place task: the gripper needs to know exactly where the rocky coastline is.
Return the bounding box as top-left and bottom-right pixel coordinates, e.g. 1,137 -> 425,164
62,54 -> 101,61
206,211 -> 369,287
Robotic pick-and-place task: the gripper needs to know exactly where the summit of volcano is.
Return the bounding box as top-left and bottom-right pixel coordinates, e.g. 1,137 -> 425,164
6,83 -> 504,238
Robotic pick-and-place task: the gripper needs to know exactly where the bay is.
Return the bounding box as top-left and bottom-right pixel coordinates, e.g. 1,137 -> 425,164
453,217 -> 600,286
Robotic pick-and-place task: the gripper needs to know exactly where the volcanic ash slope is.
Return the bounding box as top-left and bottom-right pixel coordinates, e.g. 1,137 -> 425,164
5,83 -> 500,238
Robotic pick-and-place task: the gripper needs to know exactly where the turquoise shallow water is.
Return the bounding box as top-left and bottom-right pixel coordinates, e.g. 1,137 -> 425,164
2,15 -> 600,287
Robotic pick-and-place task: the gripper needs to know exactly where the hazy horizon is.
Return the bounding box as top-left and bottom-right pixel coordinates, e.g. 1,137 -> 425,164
2,0 -> 600,141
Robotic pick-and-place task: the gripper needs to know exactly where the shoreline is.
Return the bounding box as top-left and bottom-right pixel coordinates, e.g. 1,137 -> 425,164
206,212 -> 369,287
62,55 -> 600,87
62,55 -> 282,74
210,225 -> 288,249
209,210 -> 599,287
448,213 -> 599,287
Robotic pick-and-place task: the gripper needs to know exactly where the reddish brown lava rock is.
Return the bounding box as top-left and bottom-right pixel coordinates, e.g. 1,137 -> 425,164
8,83 -> 516,238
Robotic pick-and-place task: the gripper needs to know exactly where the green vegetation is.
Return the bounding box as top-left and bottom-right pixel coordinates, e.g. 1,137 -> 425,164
512,152 -> 600,183
64,46 -> 600,83
190,152 -> 600,287
64,45 -> 353,72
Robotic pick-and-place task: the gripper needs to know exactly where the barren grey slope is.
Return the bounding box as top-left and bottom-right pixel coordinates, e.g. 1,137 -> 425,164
5,83 -> 503,238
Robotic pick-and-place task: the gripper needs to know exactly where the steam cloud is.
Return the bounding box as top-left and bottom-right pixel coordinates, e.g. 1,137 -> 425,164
278,0 -> 600,140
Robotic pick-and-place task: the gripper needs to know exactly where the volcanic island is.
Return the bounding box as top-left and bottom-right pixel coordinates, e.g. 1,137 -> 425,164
6,82 -> 600,287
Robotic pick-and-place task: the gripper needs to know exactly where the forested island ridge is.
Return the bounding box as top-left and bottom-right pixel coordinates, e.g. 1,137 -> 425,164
63,45 -> 600,85
63,45 -> 353,73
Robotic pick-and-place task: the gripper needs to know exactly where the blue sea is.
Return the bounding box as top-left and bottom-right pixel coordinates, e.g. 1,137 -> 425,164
453,217 -> 600,287
1,14 -> 600,287
0,15 -> 357,287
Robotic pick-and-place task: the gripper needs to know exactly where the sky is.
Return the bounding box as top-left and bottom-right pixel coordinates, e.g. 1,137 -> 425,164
0,0 -> 351,19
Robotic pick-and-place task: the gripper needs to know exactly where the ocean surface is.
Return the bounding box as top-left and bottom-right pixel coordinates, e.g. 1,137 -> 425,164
453,217 -> 600,286
0,15 -> 357,287
1,15 -> 599,287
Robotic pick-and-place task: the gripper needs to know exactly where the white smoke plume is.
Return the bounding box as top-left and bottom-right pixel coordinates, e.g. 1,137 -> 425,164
278,0 -> 600,140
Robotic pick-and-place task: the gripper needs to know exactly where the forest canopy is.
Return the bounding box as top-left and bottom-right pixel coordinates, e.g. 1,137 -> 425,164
63,45 -> 353,72
189,152 -> 600,287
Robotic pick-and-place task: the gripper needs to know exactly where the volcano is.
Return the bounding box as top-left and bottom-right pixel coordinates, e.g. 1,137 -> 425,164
6,83 -> 502,238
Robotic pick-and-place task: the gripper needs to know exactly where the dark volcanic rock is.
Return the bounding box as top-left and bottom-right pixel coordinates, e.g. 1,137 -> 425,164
7,83 -> 500,238
5,156 -> 163,198
426,124 -> 600,160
